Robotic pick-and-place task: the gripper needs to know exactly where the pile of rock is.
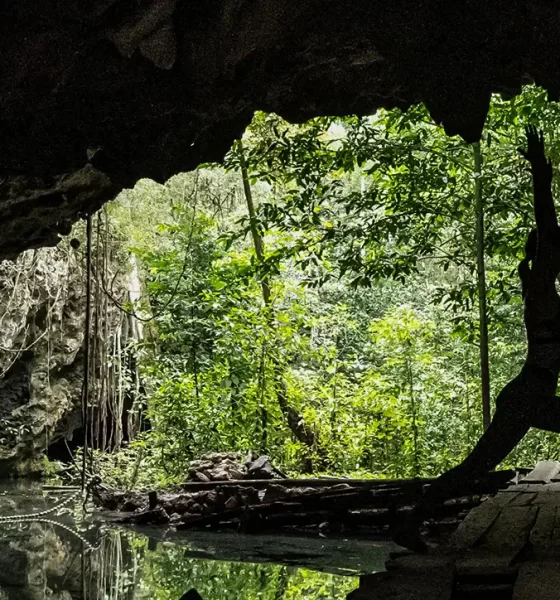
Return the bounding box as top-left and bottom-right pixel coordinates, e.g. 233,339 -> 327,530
186,452 -> 285,483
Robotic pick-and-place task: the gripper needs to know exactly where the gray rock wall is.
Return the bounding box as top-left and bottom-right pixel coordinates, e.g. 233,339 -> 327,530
0,244 -> 86,476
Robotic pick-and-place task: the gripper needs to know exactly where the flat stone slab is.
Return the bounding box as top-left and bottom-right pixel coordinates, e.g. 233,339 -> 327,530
513,562 -> 560,600
529,505 -> 556,553
520,462 -> 560,485
349,462 -> 560,600
448,499 -> 502,549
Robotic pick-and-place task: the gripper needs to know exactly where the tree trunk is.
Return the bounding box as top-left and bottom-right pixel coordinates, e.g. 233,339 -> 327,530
473,141 -> 491,431
394,128 -> 560,551
237,140 -> 322,469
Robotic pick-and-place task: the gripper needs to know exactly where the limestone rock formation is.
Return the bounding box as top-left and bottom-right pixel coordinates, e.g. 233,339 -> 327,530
2,2 -> 560,257
0,245 -> 86,476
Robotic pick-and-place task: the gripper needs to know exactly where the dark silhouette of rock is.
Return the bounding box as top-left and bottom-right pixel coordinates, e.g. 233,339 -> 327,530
179,590 -> 203,600
1,2 -> 560,257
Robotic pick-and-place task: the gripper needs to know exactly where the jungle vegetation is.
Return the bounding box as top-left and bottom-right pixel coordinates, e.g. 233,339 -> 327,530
90,85 -> 560,488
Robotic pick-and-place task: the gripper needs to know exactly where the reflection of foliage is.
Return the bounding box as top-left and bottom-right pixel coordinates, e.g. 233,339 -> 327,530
90,531 -> 356,600
140,542 -> 357,600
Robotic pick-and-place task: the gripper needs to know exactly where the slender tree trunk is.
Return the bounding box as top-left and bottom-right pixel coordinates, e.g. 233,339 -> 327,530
237,140 -> 321,468
465,349 -> 472,451
239,141 -> 271,305
406,354 -> 419,477
258,340 -> 268,452
473,141 -> 491,431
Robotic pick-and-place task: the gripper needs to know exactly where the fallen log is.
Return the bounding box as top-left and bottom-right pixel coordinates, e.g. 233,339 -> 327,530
94,470 -> 517,539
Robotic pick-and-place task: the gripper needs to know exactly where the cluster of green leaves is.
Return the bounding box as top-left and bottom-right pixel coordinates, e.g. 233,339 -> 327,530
226,88 -> 560,333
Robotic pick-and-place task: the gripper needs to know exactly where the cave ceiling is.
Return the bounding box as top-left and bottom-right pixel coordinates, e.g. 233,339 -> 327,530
0,0 -> 559,257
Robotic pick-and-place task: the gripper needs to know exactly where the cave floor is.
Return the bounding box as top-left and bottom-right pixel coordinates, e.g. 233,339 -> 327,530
351,460 -> 560,600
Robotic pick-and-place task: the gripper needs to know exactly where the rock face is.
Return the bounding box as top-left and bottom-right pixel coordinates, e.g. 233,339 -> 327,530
0,519 -> 108,599
0,244 -> 86,476
1,2 -> 560,257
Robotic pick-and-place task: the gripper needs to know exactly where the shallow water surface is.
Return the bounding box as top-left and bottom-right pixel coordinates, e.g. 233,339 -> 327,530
0,481 -> 392,599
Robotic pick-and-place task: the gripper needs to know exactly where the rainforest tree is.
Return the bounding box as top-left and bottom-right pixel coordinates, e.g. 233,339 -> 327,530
98,85 -> 560,486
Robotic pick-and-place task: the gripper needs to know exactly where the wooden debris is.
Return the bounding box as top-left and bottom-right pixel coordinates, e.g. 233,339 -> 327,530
97,473 -> 512,536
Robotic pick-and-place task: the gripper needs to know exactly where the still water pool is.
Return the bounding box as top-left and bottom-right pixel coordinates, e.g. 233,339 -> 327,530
0,482 -> 393,599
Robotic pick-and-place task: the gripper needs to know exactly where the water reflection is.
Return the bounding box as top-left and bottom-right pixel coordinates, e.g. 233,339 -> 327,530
0,484 -> 391,599
94,532 -> 359,599
0,525 -> 359,599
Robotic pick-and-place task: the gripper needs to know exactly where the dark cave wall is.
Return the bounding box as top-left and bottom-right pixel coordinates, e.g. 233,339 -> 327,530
2,1 -> 560,258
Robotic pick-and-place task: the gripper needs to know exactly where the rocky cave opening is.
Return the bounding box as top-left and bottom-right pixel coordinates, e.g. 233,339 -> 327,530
4,4 -> 560,600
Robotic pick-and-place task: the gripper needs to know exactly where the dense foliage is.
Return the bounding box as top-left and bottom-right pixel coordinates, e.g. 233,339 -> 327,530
98,85 -> 560,487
